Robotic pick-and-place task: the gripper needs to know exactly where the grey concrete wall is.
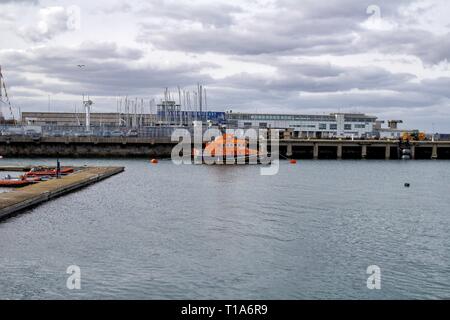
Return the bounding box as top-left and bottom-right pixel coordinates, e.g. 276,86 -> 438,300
2,137 -> 450,159
0,142 -> 174,158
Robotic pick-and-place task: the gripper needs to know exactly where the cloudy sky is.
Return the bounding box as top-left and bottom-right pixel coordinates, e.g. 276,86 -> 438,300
0,0 -> 449,131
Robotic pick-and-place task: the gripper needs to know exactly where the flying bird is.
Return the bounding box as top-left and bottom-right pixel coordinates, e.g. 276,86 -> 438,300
77,64 -> 85,68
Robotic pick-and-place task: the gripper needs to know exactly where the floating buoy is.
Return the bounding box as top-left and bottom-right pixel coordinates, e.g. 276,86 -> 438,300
150,159 -> 158,164
404,183 -> 410,188
0,155 -> 3,159
289,159 -> 297,164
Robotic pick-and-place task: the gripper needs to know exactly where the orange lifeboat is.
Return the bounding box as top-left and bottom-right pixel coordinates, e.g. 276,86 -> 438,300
193,133 -> 260,164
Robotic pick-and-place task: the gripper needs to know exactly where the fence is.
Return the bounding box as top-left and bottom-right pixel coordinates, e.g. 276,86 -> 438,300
0,125 -> 281,140
0,125 -> 188,138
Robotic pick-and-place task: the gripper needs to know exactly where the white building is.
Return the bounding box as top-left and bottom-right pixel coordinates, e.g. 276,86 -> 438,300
225,112 -> 377,138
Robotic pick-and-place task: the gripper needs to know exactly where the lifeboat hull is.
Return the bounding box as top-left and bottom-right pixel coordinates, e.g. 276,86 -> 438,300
0,180 -> 33,187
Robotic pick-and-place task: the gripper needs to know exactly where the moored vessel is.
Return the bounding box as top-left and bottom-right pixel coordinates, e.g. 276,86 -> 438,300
193,133 -> 261,164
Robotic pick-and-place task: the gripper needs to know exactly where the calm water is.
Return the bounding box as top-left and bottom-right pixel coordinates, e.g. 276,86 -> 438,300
0,158 -> 449,299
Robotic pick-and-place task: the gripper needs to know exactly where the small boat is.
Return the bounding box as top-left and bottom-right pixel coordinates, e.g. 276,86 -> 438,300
193,133 -> 261,164
0,175 -> 41,188
0,179 -> 33,187
25,166 -> 74,177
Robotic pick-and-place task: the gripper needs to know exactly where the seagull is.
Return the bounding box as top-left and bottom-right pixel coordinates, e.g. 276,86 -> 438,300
77,64 -> 85,68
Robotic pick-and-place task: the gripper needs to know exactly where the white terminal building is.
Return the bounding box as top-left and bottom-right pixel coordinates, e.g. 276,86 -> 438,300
225,112 -> 378,138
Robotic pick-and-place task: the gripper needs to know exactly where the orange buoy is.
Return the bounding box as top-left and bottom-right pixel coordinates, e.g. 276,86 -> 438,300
289,159 -> 297,164
150,159 -> 158,164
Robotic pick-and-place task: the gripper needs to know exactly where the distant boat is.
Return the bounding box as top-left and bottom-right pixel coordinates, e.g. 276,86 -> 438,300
25,166 -> 74,177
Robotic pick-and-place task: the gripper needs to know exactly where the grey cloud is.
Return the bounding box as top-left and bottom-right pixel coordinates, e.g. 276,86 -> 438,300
137,0 -> 449,64
19,6 -> 72,42
206,85 -> 439,115
0,0 -> 38,3
138,0 -> 242,28
220,62 -> 416,93
358,29 -> 450,64
1,43 -> 216,97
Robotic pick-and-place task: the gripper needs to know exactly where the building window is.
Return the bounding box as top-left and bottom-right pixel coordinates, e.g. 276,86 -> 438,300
355,124 -> 366,129
244,122 -> 252,127
319,123 -> 327,130
344,124 -> 352,130
259,123 -> 267,128
330,124 -> 337,130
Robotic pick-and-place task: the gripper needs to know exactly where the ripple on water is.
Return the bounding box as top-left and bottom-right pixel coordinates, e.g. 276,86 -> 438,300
0,159 -> 449,299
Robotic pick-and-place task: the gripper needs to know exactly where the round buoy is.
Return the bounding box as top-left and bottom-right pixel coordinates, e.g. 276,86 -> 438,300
150,159 -> 158,164
289,159 -> 297,164
404,183 -> 410,188
0,155 -> 3,159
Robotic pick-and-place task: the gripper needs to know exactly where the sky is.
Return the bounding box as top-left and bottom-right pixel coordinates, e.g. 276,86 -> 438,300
0,0 -> 449,131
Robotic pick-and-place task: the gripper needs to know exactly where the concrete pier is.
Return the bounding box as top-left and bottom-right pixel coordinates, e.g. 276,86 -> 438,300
0,166 -> 124,220
2,136 -> 450,160
279,140 -> 450,160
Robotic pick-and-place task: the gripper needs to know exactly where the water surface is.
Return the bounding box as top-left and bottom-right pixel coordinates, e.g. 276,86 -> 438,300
0,158 -> 449,299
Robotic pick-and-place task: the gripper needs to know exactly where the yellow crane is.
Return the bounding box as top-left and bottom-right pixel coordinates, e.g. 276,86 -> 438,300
402,130 -> 426,141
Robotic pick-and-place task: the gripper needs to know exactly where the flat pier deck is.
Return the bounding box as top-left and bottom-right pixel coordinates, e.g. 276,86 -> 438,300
0,166 -> 124,220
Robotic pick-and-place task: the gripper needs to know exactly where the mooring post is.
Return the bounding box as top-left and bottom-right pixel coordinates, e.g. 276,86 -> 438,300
411,145 -> 416,160
361,145 -> 367,159
286,143 -> 293,157
432,144 -> 438,159
337,144 -> 342,159
313,143 -> 319,160
385,145 -> 391,160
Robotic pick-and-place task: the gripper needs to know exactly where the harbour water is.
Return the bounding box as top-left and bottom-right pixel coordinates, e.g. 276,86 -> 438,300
0,158 -> 449,299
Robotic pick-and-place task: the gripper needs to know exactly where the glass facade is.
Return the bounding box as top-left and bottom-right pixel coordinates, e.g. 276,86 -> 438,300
227,113 -> 336,122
